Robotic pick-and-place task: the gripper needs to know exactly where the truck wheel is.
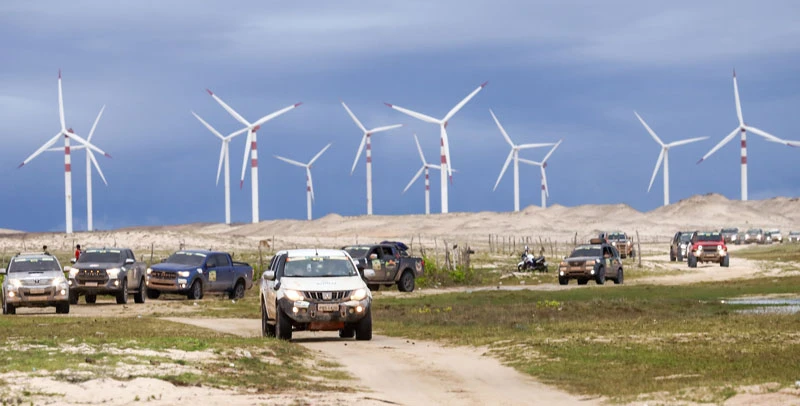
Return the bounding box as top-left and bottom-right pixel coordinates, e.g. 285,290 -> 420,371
339,325 -> 355,338
558,277 -> 568,285
721,256 -> 730,267
146,289 -> 161,300
577,278 -> 588,285
55,302 -> 70,314
3,300 -> 14,315
677,250 -> 683,262
367,284 -> 380,291
670,250 -> 676,262
276,306 -> 292,340
229,280 -> 245,300
614,269 -> 624,285
116,281 -> 129,305
187,280 -> 203,300
133,279 -> 146,304
595,268 -> 606,285
85,294 -> 97,304
398,271 -> 415,292
68,291 -> 79,305
688,255 -> 697,268
261,300 -> 275,337
355,308 -> 372,341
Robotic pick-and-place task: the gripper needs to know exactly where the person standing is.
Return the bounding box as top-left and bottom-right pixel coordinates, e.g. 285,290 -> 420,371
43,245 -> 50,255
74,244 -> 82,261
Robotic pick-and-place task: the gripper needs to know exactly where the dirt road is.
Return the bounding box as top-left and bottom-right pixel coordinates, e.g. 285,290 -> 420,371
167,317 -> 598,406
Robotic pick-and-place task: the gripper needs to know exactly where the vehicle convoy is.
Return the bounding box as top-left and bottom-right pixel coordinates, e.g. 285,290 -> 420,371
342,241 -> 424,292
720,227 -> 740,245
1,253 -> 70,315
518,246 -> 548,272
788,231 -> 800,243
765,229 -> 782,244
688,231 -> 729,268
259,249 -> 373,341
146,250 -> 253,300
743,228 -> 765,244
670,231 -> 696,262
67,247 -> 147,305
607,232 -> 635,258
557,238 -> 624,285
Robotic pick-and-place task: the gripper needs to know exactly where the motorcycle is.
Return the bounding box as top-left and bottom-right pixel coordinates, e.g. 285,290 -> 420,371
517,252 -> 548,273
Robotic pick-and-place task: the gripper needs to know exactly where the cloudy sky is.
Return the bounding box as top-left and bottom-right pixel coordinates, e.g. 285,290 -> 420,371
2,1 -> 799,232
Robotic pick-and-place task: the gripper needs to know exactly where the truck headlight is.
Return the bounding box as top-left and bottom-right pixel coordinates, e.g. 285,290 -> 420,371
284,289 -> 304,302
51,276 -> 67,287
178,271 -> 191,277
350,288 -> 368,301
8,279 -> 22,288
146,268 -> 152,275
69,268 -> 79,278
106,268 -> 121,278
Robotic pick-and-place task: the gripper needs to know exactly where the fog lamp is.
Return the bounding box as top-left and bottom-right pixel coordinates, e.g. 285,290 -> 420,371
8,291 -> 15,298
292,306 -> 299,314
356,305 -> 363,313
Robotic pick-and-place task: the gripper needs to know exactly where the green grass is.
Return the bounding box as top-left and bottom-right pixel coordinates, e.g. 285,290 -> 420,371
735,243 -> 800,262
373,276 -> 800,403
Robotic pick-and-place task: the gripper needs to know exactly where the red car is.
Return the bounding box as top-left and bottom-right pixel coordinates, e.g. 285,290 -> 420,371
688,232 -> 729,268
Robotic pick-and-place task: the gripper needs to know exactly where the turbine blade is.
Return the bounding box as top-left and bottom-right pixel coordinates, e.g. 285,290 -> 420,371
207,89 -> 251,127
648,148 -> 665,193
192,111 -> 226,140
413,134 -> 426,165
698,127 -> 739,164
226,127 -> 250,139
369,124 -> 403,133
87,105 -> 105,141
489,109 -> 515,147
634,111 -> 665,146
66,131 -> 111,158
350,134 -> 367,175
427,164 -> 442,170
443,81 -> 488,123
308,168 -> 315,202
746,126 -> 784,143
274,155 -> 307,168
518,158 -> 540,166
384,103 -> 441,124
216,141 -> 226,186
493,150 -> 514,191
239,130 -> 253,186
19,132 -> 62,168
518,142 -> 555,150
733,71 -> 744,126
542,139 -> 563,163
309,143 -> 332,166
251,102 -> 302,128
341,101 -> 367,133
541,166 -> 549,198
58,70 -> 66,131
88,150 -> 108,186
403,166 -> 425,194
666,136 -> 709,148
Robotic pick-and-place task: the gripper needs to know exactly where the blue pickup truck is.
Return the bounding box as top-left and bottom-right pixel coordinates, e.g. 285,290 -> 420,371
145,250 -> 253,300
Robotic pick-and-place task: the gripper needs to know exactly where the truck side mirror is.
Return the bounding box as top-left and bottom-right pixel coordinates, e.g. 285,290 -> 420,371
263,270 -> 276,281
125,258 -> 135,265
70,258 -> 76,264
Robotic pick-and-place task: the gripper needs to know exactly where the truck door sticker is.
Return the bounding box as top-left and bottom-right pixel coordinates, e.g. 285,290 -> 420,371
209,270 -> 217,282
372,259 -> 381,270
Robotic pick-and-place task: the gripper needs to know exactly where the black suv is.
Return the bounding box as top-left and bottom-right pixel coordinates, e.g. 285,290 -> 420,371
670,231 -> 696,262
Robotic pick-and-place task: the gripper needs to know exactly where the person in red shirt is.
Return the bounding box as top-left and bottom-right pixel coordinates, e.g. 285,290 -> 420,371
74,244 -> 82,261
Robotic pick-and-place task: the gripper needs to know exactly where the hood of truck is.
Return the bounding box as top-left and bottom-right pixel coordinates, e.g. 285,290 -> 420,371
280,276 -> 366,292
564,256 -> 599,265
73,261 -> 123,270
4,270 -> 64,285
150,263 -> 200,272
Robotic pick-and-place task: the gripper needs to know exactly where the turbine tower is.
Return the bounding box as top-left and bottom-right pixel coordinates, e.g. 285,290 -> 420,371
274,143 -> 332,220
206,89 -> 301,223
342,101 -> 402,215
18,70 -> 111,234
191,112 -> 249,225
698,70 -> 788,201
635,112 -> 708,206
518,140 -> 562,208
402,134 -> 442,215
386,82 -> 488,213
490,109 -> 555,212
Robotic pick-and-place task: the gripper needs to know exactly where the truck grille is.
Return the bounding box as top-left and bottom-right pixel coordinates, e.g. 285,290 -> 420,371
151,271 -> 176,279
302,291 -> 351,301
77,269 -> 108,282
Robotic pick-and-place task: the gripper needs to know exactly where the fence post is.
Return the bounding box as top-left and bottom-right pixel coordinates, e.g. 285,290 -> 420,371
636,230 -> 642,268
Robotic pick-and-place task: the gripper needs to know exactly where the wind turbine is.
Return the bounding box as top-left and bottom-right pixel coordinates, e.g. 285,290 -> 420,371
518,140 -> 562,209
18,70 -> 111,234
385,81 -> 488,213
490,109 -> 556,212
342,101 -> 402,215
206,89 -> 301,223
191,112 -> 249,225
274,143 -> 332,220
635,112 -> 708,206
697,70 -> 789,201
402,134 -> 442,215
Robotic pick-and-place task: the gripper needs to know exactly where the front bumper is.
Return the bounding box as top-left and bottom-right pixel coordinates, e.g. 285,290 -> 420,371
69,277 -> 124,294
280,298 -> 370,324
6,286 -> 69,307
558,264 -> 600,279
146,276 -> 192,293
693,249 -> 726,262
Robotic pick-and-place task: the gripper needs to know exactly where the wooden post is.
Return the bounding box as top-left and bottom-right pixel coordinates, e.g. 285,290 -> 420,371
636,230 -> 642,268
150,243 -> 154,265
258,243 -> 264,274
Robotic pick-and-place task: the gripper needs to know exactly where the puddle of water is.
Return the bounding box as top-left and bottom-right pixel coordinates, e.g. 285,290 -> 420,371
725,297 -> 800,314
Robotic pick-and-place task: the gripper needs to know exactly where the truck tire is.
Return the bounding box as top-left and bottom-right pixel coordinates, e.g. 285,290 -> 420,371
339,325 -> 355,338
398,270 -> 415,292
595,268 -> 606,285
355,308 -> 372,341
677,250 -> 683,262
688,255 -> 697,268
614,269 -> 624,284
558,277 -> 568,285
261,300 -> 275,338
85,294 -> 97,304
55,302 -> 70,314
670,250 -> 676,262
187,280 -> 203,300
68,291 -> 78,305
133,279 -> 146,304
229,280 -> 245,300
116,281 -> 129,305
146,289 -> 161,300
3,300 -> 14,315
721,256 -> 730,267
276,306 -> 292,340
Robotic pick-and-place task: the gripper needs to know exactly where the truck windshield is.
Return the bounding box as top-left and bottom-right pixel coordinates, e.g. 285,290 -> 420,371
569,246 -> 602,258
283,257 -> 357,277
9,257 -> 60,273
77,250 -> 123,263
342,246 -> 370,258
679,234 -> 693,243
608,233 -> 625,240
165,252 -> 206,266
746,229 -> 761,234
721,228 -> 738,234
697,233 -> 722,242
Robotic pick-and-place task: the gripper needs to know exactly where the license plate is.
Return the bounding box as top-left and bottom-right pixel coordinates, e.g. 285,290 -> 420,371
317,303 -> 339,312
29,288 -> 46,295
86,282 -> 98,287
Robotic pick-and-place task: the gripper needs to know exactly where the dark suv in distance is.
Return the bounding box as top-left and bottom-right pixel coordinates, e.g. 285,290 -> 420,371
670,231 -> 696,262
